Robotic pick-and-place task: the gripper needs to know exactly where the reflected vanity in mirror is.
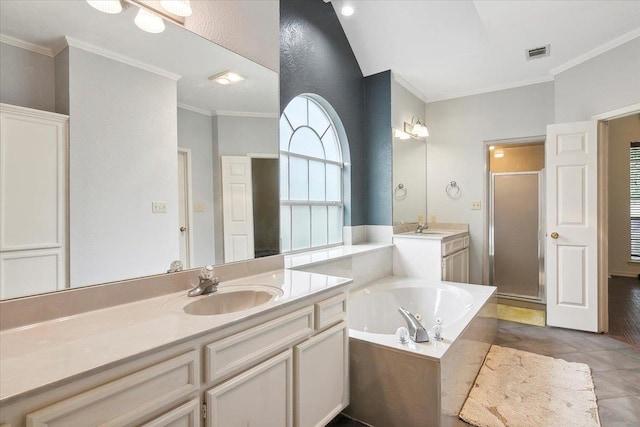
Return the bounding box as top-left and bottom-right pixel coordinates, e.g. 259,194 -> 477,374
392,134 -> 427,224
0,0 -> 279,300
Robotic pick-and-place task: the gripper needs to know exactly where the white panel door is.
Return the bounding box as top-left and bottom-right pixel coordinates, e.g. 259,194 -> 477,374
546,121 -> 598,332
0,104 -> 68,298
221,156 -> 254,262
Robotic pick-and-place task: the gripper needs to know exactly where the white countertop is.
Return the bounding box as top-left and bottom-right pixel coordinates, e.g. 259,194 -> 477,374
0,269 -> 351,403
284,243 -> 392,269
392,229 -> 468,241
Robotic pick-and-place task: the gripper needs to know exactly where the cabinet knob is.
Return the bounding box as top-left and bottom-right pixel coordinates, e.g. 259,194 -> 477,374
550,232 -> 559,239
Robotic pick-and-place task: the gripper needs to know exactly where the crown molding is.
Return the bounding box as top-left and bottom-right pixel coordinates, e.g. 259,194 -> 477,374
214,110 -> 279,119
391,72 -> 428,104
65,36 -> 182,81
551,28 -> 640,76
0,34 -> 53,57
426,76 -> 554,104
177,103 -> 214,116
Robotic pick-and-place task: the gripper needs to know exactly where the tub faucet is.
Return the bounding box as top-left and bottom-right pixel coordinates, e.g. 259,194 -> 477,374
398,307 -> 430,343
188,265 -> 219,297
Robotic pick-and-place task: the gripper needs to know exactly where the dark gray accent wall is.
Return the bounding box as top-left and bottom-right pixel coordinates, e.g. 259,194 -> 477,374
364,71 -> 392,225
280,0 -> 366,226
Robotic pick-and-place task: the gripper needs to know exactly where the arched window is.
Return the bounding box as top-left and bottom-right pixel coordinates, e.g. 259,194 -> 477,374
280,95 -> 344,252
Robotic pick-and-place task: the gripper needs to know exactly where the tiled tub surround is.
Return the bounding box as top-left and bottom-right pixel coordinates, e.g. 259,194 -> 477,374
345,277 -> 497,427
0,268 -> 352,426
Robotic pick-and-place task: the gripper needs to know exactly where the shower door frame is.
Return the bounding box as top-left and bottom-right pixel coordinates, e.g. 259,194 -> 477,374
489,170 -> 545,302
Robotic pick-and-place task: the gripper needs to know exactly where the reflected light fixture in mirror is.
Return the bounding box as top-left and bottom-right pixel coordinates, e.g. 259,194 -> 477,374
209,71 -> 246,86
86,0 -> 123,14
394,129 -> 411,140
404,116 -> 429,138
134,8 -> 166,33
494,150 -> 505,158
160,0 -> 192,17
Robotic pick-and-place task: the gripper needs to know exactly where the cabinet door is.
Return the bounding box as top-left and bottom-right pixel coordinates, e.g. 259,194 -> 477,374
443,248 -> 469,283
294,322 -> 349,427
206,349 -> 292,427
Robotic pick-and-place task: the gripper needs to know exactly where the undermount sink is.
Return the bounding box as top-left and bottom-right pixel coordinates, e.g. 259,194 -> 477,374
182,286 -> 283,316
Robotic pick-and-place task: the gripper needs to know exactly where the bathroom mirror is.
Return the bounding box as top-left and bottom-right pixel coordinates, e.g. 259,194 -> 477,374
0,0 -> 279,299
392,135 -> 427,224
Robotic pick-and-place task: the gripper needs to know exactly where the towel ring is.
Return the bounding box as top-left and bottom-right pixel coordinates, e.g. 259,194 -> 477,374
394,183 -> 407,200
445,181 -> 460,198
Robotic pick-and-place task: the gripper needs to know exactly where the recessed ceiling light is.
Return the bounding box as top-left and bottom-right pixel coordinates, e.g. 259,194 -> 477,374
341,4 -> 354,16
86,0 -> 122,14
160,0 -> 192,17
134,8 -> 166,33
494,150 -> 504,158
209,71 -> 245,86
489,145 -> 495,150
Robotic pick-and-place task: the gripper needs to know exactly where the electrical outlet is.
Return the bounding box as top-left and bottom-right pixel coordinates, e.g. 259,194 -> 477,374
152,201 -> 167,213
471,201 -> 481,210
429,215 -> 437,223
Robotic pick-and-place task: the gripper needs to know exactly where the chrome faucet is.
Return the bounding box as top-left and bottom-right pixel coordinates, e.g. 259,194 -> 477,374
415,223 -> 428,233
188,265 -> 219,297
398,307 -> 430,343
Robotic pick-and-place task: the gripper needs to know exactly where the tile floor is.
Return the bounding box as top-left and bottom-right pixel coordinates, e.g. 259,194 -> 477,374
329,320 -> 640,426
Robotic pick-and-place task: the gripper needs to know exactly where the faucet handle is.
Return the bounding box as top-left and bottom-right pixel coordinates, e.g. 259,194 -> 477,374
200,265 -> 215,280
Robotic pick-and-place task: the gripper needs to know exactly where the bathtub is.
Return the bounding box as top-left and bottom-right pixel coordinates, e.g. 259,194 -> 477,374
345,277 -> 497,427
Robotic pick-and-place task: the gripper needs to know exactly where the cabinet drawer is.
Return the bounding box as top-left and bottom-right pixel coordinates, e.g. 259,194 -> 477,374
142,398 -> 200,427
27,351 -> 199,427
442,235 -> 467,256
315,292 -> 347,331
205,306 -> 314,383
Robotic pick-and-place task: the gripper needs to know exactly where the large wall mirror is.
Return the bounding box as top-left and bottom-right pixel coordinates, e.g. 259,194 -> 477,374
0,0 -> 279,300
392,134 -> 427,224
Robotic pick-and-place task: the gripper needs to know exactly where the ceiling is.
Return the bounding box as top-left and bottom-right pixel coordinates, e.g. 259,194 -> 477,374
0,0 -> 278,115
330,0 -> 640,102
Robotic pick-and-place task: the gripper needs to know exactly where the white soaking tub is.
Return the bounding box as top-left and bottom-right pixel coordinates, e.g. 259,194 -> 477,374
345,276 -> 497,427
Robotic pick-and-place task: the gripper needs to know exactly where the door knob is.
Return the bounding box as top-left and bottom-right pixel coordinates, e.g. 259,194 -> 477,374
550,232 -> 559,239
180,226 -> 186,232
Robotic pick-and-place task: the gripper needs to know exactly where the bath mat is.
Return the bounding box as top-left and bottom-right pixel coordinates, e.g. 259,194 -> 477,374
497,304 -> 545,327
459,345 -> 600,427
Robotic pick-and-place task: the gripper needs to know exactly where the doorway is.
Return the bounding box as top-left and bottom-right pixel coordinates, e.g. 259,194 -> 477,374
178,148 -> 193,268
487,140 -> 545,305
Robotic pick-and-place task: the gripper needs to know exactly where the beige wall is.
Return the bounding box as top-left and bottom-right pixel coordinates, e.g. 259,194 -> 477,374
608,114 -> 640,277
489,144 -> 545,173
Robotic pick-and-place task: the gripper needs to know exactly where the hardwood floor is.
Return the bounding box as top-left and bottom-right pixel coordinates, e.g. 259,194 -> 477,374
608,275 -> 640,347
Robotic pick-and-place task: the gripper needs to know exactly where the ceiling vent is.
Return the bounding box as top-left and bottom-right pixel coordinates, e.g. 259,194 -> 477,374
526,45 -> 550,60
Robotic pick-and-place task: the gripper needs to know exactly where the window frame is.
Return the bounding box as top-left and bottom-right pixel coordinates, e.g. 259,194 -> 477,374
279,96 -> 344,253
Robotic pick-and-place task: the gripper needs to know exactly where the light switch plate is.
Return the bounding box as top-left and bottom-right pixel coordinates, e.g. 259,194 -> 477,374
152,201 -> 167,213
471,201 -> 481,210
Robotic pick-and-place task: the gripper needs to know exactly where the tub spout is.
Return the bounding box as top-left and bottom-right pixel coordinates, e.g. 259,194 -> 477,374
398,307 -> 430,343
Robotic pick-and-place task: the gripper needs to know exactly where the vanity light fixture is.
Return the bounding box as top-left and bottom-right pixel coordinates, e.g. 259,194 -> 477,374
134,8 -> 165,33
404,116 -> 429,138
159,0 -> 192,17
86,0 -> 123,14
394,129 -> 411,140
209,71 -> 245,86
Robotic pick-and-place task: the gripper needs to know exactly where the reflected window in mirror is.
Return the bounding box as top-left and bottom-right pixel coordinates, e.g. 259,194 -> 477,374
279,96 -> 344,252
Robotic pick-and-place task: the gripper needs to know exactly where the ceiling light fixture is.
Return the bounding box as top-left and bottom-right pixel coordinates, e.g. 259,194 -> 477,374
404,116 -> 429,138
134,8 -> 165,33
209,71 -> 245,86
489,145 -> 495,151
159,0 -> 192,17
341,0 -> 354,16
86,0 -> 123,14
394,129 -> 411,140
494,150 -> 505,158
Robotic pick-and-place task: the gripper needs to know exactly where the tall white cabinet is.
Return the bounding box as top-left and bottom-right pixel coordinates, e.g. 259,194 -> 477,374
0,103 -> 68,299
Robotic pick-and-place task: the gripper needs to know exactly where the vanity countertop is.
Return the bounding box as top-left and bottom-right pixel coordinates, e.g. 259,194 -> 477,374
0,269 -> 351,403
392,229 -> 468,241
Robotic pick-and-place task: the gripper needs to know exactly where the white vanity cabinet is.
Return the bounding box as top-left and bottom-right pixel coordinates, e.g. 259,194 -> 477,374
393,231 -> 470,283
2,289 -> 349,427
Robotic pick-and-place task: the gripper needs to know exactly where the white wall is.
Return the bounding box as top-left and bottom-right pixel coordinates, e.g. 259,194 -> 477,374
555,37 -> 640,122
391,77 -> 428,224
425,82 -> 554,284
608,114 -> 640,277
185,0 -> 279,72
177,108 -> 216,267
68,47 -> 179,286
0,42 -> 55,112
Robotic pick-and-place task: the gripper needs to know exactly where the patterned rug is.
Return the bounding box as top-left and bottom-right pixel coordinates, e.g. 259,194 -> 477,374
459,345 -> 600,427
